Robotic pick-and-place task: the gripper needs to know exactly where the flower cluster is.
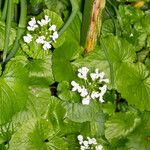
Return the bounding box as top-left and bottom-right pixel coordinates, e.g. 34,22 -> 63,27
77,135 -> 103,150
71,67 -> 109,105
23,15 -> 59,50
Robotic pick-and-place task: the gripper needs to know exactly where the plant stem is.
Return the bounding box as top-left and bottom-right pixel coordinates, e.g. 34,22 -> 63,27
5,0 -> 27,62
82,0 -> 106,54
1,0 -> 8,21
58,0 -> 78,36
3,0 -> 13,62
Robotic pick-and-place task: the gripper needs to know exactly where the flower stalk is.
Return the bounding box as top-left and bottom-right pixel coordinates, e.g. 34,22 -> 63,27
81,0 -> 106,54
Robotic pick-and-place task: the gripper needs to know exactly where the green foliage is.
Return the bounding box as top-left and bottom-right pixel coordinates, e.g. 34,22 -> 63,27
9,118 -> 68,150
117,63 -> 150,111
52,41 -> 81,82
0,59 -> 29,124
0,21 -> 16,51
105,111 -> 141,142
64,101 -> 101,123
126,111 -> 150,150
27,55 -> 54,87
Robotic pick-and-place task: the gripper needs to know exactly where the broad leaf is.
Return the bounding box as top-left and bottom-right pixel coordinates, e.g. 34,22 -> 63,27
57,81 -> 80,103
64,101 -> 101,123
47,96 -> 66,128
105,111 -> 141,142
27,55 -> 54,87
126,111 -> 150,150
117,63 -> 150,111
0,59 -> 29,124
28,87 -> 51,117
52,41 -> 81,82
9,118 -> 68,150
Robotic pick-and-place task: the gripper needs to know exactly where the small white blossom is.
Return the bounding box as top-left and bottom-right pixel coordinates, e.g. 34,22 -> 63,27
96,145 -> 103,150
91,91 -> 100,99
77,135 -> 83,142
36,36 -> 46,44
99,71 -> 105,79
83,141 -> 89,147
82,95 -> 91,105
100,78 -> 109,83
99,85 -> 107,95
90,138 -> 97,145
51,31 -> 58,42
99,93 -> 105,103
37,15 -> 51,26
23,34 -> 33,43
42,41 -> 51,50
80,145 -> 86,150
78,67 -> 89,80
71,81 -> 81,92
27,17 -> 38,31
80,87 -> 88,97
49,25 -> 56,31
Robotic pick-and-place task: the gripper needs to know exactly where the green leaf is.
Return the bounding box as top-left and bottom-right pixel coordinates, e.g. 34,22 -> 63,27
145,58 -> 150,71
142,13 -> 150,35
53,13 -> 82,48
28,87 -> 51,117
57,81 -> 80,103
126,111 -> 150,150
101,19 -> 115,37
0,59 -> 29,124
20,40 -> 50,60
9,118 -> 68,150
52,41 -> 81,82
64,101 -> 101,123
105,111 -> 141,142
30,0 -> 44,6
90,111 -> 106,137
117,63 -> 150,111
27,55 -> 54,87
47,96 -> 66,129
73,35 -> 136,88
43,10 -> 64,30
0,21 -> 16,51
0,65 -> 1,75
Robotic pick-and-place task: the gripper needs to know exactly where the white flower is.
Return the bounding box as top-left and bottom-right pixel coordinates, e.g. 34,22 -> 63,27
78,67 -> 89,80
80,145 -> 86,150
90,69 -> 100,81
51,31 -> 58,42
83,140 -> 89,147
23,34 -> 33,43
90,138 -> 97,145
99,85 -> 107,95
27,17 -> 38,31
96,145 -> 103,150
49,25 -> 56,31
82,95 -> 91,105
100,78 -> 109,84
91,91 -> 100,99
99,93 -> 105,103
99,71 -> 105,79
37,15 -> 50,26
77,135 -> 83,142
71,81 -> 81,92
80,87 -> 88,97
36,36 -> 46,44
42,41 -> 52,50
